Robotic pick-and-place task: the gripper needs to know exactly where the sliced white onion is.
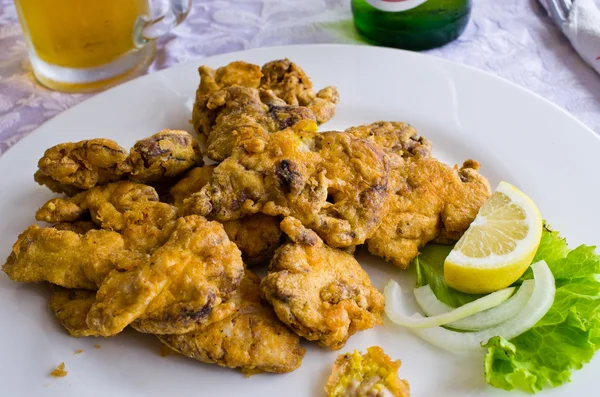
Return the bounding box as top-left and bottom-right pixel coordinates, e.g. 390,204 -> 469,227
414,280 -> 535,331
410,261 -> 555,351
385,283 -> 514,329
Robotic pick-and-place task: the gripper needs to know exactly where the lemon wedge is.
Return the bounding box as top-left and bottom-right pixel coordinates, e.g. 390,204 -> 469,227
444,181 -> 543,294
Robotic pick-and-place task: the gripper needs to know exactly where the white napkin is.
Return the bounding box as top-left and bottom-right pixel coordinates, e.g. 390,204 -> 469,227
540,0 -> 600,75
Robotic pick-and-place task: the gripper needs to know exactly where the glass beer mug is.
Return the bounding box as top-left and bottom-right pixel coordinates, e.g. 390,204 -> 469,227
14,0 -> 191,92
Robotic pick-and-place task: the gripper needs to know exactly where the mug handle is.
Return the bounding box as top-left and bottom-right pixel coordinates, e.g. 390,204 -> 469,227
133,0 -> 192,47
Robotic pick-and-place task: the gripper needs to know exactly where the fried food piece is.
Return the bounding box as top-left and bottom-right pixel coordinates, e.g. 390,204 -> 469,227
170,166 -> 217,210
34,139 -> 132,196
325,346 -> 410,397
260,218 -> 385,350
170,166 -> 282,264
192,86 -> 315,162
50,362 -> 68,377
186,122 -> 390,248
53,221 -> 98,234
222,214 -> 282,266
49,287 -> 99,337
367,158 -> 491,269
2,226 -> 136,290
120,201 -> 179,253
260,59 -> 340,124
158,271 -> 305,374
345,121 -> 432,164
36,181 -> 159,231
198,61 -> 263,95
129,130 -> 203,184
87,215 -> 244,336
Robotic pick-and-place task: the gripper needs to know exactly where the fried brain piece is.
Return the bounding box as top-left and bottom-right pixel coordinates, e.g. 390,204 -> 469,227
53,221 -> 98,234
120,201 -> 179,254
186,123 -> 390,248
345,121 -> 432,165
325,346 -> 410,397
129,129 -> 203,184
170,166 -> 217,211
260,218 -> 385,350
222,214 -> 282,266
367,158 -> 491,269
158,270 -> 305,374
260,59 -> 339,124
49,287 -> 100,338
87,215 -> 244,336
2,226 -> 136,290
36,181 -> 159,232
198,61 -> 263,95
34,139 -> 132,195
192,86 -> 316,162
170,166 -> 282,265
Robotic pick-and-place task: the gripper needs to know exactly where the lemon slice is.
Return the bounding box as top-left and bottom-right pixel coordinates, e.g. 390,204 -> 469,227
444,181 -> 543,294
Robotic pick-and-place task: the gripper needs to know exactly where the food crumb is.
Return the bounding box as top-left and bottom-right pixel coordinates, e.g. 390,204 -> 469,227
94,345 -> 101,349
50,362 -> 68,378
74,349 -> 83,355
159,344 -> 177,357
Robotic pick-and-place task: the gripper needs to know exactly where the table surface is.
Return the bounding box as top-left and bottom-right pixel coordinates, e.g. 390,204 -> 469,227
1,0 -> 599,155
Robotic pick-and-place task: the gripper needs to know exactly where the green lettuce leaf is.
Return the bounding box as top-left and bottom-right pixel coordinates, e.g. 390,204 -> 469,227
417,226 -> 600,393
415,244 -> 483,307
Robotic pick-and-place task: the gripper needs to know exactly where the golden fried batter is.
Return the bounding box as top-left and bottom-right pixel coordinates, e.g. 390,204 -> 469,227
192,86 -> 315,162
345,121 -> 432,164
260,218 -> 384,350
170,167 -> 282,265
34,138 -> 132,195
185,122 -> 390,248
49,287 -> 99,337
36,181 -> 159,231
129,130 -> 203,184
159,270 -> 305,374
325,346 -> 410,397
53,221 -> 98,234
222,214 -> 282,266
2,226 -> 137,289
169,166 -> 217,210
198,61 -> 263,95
86,215 -> 244,336
367,158 -> 491,269
260,59 -> 339,124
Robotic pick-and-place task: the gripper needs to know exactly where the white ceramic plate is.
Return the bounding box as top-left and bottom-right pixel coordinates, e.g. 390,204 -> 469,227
0,45 -> 598,397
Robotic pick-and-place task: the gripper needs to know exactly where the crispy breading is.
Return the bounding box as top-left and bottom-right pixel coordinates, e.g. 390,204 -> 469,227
325,346 -> 410,397
129,130 -> 203,184
86,215 -> 244,336
222,214 -> 282,266
345,121 -> 432,164
170,166 -> 282,265
192,86 -> 315,162
49,287 -> 100,337
185,122 -> 390,248
34,138 -> 132,195
260,59 -> 339,124
34,132 -> 202,195
119,201 -> 179,253
169,166 -> 217,210
367,158 -> 491,269
36,181 -> 159,231
260,218 -> 384,350
53,221 -> 98,234
158,270 -> 305,374
198,61 -> 263,95
2,226 -> 137,290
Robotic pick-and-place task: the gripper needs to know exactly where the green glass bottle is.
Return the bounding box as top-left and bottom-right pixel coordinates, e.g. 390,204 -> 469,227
352,0 -> 472,51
